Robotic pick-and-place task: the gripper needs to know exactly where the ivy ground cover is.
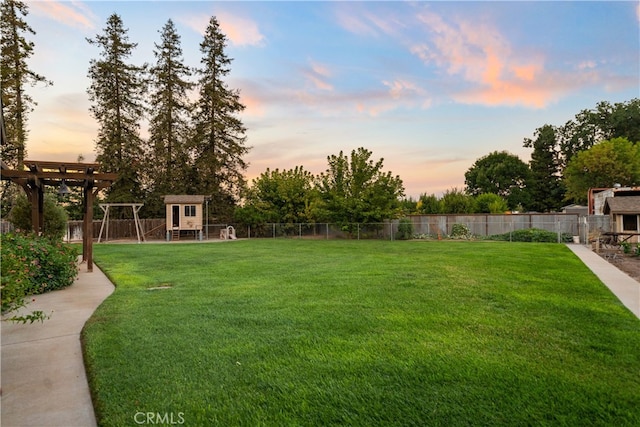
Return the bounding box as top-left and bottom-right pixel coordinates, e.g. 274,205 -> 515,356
84,240 -> 640,426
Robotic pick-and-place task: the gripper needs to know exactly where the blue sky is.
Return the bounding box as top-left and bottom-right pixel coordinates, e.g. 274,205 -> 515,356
23,1 -> 640,198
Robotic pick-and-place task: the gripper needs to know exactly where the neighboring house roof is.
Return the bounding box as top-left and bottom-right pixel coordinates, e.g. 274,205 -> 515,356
164,195 -> 208,204
603,196 -> 640,215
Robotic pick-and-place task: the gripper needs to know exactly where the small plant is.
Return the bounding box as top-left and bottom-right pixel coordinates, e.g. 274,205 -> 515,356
620,242 -> 631,254
396,218 -> 413,240
449,223 -> 472,239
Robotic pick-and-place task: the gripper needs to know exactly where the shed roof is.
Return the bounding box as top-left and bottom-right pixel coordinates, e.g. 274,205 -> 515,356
603,196 -> 640,215
164,195 -> 208,204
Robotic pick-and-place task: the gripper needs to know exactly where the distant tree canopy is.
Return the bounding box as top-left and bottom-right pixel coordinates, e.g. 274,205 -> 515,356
235,166 -> 317,225
316,148 -> 405,225
464,150 -> 530,210
558,99 -> 640,165
564,137 -> 640,203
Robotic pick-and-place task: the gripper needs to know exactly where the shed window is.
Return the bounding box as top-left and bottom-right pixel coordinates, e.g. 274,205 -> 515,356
185,205 -> 196,217
622,214 -> 638,231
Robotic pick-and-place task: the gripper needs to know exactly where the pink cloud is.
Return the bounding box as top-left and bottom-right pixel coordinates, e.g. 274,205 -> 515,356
180,12 -> 265,47
218,12 -> 265,47
412,11 -> 563,108
30,1 -> 96,30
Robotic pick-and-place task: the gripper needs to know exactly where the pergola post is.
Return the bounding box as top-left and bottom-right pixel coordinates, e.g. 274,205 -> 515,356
1,160 -> 116,272
84,186 -> 95,272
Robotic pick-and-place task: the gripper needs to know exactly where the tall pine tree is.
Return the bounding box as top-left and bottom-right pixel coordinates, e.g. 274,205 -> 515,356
146,19 -> 194,216
191,16 -> 249,220
87,13 -> 147,203
0,0 -> 51,168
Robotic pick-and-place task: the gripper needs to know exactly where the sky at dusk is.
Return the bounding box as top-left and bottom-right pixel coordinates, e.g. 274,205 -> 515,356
20,0 -> 640,198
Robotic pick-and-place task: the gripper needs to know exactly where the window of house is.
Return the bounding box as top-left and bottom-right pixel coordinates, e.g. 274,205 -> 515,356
184,205 -> 196,217
622,214 -> 638,231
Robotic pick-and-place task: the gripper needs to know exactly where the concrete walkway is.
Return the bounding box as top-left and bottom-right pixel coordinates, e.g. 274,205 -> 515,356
1,262 -> 114,427
567,244 -> 640,319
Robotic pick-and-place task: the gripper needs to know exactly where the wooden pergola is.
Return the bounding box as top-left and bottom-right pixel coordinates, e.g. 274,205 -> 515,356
1,160 -> 117,272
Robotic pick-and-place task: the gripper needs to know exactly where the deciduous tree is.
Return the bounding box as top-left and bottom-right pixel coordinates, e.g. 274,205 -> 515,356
564,137 -> 640,203
316,147 -> 404,225
440,188 -> 474,214
236,166 -> 317,225
464,150 -> 530,210
559,98 -> 640,166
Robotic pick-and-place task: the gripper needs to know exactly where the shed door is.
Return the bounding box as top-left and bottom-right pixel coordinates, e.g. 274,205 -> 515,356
172,205 -> 180,228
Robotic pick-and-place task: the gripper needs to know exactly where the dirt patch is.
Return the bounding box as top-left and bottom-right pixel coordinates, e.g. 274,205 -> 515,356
597,250 -> 640,282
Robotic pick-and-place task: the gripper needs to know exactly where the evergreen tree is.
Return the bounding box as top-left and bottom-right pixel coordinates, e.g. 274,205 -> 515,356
146,19 -> 194,216
0,0 -> 51,168
87,13 -> 147,203
191,16 -> 249,220
523,125 -> 565,212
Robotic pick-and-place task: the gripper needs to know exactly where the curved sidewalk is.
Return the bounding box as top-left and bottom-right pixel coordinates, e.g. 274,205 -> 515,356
1,263 -> 114,427
567,244 -> 640,319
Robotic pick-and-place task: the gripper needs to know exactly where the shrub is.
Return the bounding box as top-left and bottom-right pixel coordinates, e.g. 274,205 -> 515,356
487,228 -> 573,243
396,218 -> 413,240
1,233 -> 78,322
8,193 -> 69,240
449,223 -> 472,239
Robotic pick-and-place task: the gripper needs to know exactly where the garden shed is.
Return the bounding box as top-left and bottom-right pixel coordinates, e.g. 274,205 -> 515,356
603,196 -> 640,243
164,195 -> 208,240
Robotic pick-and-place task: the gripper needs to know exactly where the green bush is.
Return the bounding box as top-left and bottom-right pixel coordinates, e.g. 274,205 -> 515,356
8,193 -> 69,240
487,228 -> 573,243
449,223 -> 472,239
1,233 -> 78,321
396,218 -> 413,240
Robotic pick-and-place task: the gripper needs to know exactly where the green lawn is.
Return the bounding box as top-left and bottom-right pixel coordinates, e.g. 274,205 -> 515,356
83,240 -> 640,426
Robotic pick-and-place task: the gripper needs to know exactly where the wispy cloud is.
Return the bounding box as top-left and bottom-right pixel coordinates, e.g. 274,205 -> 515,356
30,1 -> 97,31
180,11 -> 265,47
335,4 -> 624,109
301,60 -> 334,91
218,12 -> 265,47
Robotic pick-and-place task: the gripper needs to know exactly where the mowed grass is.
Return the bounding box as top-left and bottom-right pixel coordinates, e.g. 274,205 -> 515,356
83,240 -> 640,426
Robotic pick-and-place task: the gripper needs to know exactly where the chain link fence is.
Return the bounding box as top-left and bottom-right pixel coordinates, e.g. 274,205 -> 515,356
2,214 -> 611,244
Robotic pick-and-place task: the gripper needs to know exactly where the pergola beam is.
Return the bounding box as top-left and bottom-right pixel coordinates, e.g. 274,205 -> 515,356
1,160 -> 117,272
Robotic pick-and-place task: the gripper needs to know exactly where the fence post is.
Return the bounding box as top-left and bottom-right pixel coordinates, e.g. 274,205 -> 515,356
299,223 -> 302,239
326,223 -> 329,240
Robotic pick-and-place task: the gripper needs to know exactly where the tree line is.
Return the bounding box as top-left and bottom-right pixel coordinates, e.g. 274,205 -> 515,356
2,0 -> 639,231
2,1 -> 248,221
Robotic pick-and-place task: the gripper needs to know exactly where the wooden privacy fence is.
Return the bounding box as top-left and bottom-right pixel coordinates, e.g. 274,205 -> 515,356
404,213 -> 610,242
